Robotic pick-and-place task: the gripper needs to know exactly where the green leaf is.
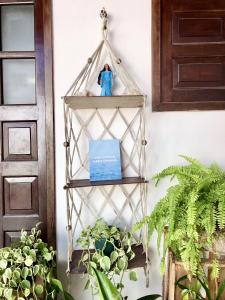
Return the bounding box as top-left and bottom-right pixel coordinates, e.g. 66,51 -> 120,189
21,279 -> 31,290
43,252 -> 52,261
0,259 -> 7,269
63,290 -> 76,300
3,288 -> 13,299
82,253 -> 89,262
13,270 -> 21,280
110,251 -> 119,264
137,295 -> 161,300
129,271 -> 138,281
4,268 -> 12,279
117,257 -> 127,271
25,256 -> 33,267
91,267 -> 122,300
9,279 -> 17,288
216,278 -> 225,300
21,267 -> 29,279
35,284 -> 44,295
51,278 -> 63,292
100,256 -> 111,272
24,288 -> 30,297
33,265 -> 39,276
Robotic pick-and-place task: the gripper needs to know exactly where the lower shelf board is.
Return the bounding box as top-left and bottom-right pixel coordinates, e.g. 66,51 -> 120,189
65,177 -> 148,189
69,244 -> 147,274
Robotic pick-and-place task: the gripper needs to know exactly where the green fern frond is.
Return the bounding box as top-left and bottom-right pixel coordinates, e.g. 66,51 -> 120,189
134,155 -> 225,278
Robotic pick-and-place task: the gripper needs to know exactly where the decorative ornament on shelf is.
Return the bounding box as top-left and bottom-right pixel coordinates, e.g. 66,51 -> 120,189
63,7 -> 142,98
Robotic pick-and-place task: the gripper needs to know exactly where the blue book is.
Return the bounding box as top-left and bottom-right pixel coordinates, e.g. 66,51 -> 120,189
89,139 -> 122,181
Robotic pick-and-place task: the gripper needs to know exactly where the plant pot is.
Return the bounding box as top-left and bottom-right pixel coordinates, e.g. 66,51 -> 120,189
95,238 -> 114,256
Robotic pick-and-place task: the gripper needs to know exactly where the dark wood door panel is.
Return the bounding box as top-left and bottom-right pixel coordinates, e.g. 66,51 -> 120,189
0,0 -> 54,247
4,176 -> 38,215
152,0 -> 225,111
173,12 -> 225,44
3,121 -> 38,161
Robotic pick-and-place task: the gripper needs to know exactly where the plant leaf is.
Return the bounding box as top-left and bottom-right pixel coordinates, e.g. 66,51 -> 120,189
129,271 -> 138,281
100,256 -> 111,272
51,278 -> 64,292
136,295 -> 161,300
35,284 -> 44,296
91,267 -> 122,300
216,278 -> 225,300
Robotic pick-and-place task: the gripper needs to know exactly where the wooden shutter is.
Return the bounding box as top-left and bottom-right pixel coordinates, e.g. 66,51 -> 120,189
0,0 -> 55,247
152,0 -> 225,111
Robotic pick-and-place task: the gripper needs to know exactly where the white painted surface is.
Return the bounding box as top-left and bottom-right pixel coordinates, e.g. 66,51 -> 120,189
53,0 -> 225,299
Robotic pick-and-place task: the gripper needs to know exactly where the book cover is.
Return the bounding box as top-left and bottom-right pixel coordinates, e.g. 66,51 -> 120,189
89,139 -> 122,181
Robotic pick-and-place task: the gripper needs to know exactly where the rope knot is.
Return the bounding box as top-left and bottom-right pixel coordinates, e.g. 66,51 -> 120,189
100,7 -> 107,19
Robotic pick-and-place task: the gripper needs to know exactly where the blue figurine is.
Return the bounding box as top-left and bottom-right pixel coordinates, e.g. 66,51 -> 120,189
98,64 -> 113,96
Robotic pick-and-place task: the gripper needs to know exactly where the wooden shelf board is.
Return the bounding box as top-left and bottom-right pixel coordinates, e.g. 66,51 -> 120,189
65,177 -> 148,189
69,244 -> 147,274
63,95 -> 144,109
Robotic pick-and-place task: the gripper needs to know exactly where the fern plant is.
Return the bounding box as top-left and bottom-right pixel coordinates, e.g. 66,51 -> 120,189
134,156 -> 225,277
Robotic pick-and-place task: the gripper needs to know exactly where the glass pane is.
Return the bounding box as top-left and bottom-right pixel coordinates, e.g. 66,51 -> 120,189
1,5 -> 34,51
3,59 -> 36,104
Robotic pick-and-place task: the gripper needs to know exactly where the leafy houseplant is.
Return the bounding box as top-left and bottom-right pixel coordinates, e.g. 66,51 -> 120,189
176,275 -> 225,300
77,219 -> 138,294
134,156 -> 225,277
0,224 -> 74,300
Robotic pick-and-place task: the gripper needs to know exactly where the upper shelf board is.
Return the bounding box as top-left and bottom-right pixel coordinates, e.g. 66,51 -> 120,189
63,95 -> 145,109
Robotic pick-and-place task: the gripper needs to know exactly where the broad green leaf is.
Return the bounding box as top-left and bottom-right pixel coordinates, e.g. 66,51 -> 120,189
129,271 -> 138,281
25,256 -> 33,267
110,251 -> 118,264
0,259 -> 7,269
92,267 -> 122,300
9,279 -> 17,288
51,278 -> 63,292
4,268 -> 12,279
21,279 -> 31,290
21,267 -> 29,279
3,288 -> 13,299
35,284 -> 44,295
117,257 -> 127,271
24,288 -> 30,297
13,270 -> 20,280
100,256 -> 111,272
33,265 -> 39,276
43,252 -> 52,261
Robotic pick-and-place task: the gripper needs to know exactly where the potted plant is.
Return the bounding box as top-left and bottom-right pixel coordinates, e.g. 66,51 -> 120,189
77,219 -> 161,299
77,218 -> 138,294
0,224 -> 74,300
134,156 -> 225,278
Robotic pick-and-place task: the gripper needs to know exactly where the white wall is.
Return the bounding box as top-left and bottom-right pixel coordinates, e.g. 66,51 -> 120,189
53,0 -> 225,299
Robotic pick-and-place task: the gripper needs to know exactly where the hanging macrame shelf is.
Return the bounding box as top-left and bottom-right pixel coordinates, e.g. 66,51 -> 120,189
63,8 -> 149,281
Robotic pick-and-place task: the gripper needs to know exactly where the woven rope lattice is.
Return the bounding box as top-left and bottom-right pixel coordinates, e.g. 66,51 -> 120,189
63,9 -> 149,279
64,101 -> 149,272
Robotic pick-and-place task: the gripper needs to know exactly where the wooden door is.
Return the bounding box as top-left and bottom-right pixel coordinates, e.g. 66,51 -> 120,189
0,0 -> 55,247
152,0 -> 225,111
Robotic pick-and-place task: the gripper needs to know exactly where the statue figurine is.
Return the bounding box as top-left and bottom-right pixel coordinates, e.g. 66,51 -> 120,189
98,64 -> 113,96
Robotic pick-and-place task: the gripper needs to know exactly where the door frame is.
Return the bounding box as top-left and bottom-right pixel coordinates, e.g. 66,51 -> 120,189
43,0 -> 55,247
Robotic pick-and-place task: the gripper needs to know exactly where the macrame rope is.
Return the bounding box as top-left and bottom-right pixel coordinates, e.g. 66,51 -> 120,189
63,9 -> 149,283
